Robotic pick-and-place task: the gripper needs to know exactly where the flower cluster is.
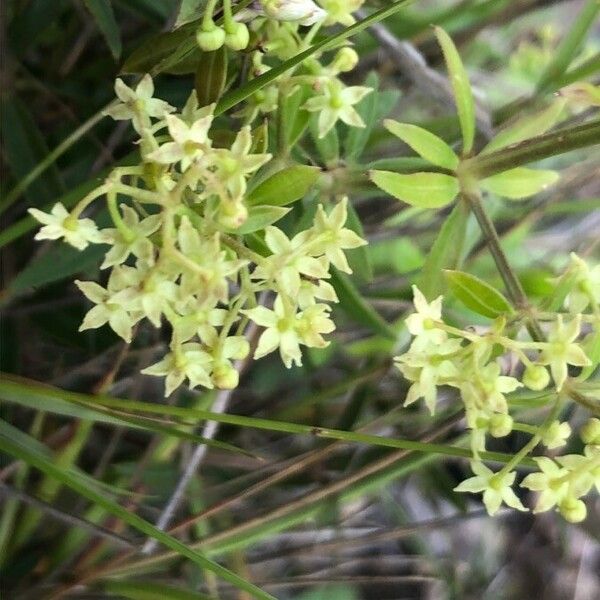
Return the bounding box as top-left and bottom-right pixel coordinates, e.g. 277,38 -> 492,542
194,0 -> 372,138
30,77 -> 366,396
394,261 -> 599,520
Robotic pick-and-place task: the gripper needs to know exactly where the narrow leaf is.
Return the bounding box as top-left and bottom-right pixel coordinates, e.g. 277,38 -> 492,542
247,165 -> 320,207
434,27 -> 476,154
175,0 -> 208,28
481,168 -> 559,200
195,47 -> 228,106
83,0 -> 122,59
417,202 -> 469,299
370,171 -> 459,209
444,270 -> 513,318
384,120 -> 459,169
345,202 -> 373,283
229,206 -> 290,234
0,430 -> 276,600
330,270 -> 396,340
482,99 -> 567,154
537,0 -> 600,92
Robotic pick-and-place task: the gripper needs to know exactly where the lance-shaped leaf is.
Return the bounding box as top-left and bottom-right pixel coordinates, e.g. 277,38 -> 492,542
195,46 -> 228,106
444,270 -> 513,318
84,0 -> 122,59
482,99 -> 567,154
384,120 -> 459,170
481,168 -> 559,200
247,165 -> 320,207
370,171 -> 459,209
435,27 -> 476,155
228,206 -> 290,235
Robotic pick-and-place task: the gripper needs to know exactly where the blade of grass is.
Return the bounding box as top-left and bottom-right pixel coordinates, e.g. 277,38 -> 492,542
0,429 -> 276,600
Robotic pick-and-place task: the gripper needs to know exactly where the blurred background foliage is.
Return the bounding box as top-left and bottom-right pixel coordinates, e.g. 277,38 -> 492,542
1,1 -> 599,599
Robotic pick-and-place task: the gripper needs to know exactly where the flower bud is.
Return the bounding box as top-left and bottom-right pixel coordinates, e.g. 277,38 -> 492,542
225,22 -> 250,51
217,202 -> 248,229
197,24 -> 226,52
332,47 -> 359,73
212,363 -> 239,390
580,417 -> 600,445
489,413 -> 514,438
522,364 -> 550,391
541,420 -> 571,449
262,0 -> 326,25
559,496 -> 587,523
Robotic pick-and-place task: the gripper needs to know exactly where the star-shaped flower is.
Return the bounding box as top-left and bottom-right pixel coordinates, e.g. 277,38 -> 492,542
100,205 -> 161,269
75,268 -> 143,343
142,343 -> 214,396
213,126 -> 271,200
104,75 -> 174,130
304,80 -> 372,138
454,462 -> 526,515
244,295 -> 303,368
252,226 -> 330,297
521,457 -> 570,513
539,315 -> 591,390
395,337 -> 462,414
29,203 -> 102,250
147,113 -> 214,171
310,198 -> 367,273
404,285 -> 447,348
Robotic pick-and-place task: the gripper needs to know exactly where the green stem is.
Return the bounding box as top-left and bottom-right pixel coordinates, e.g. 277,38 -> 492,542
202,0 -> 220,29
463,118 -> 600,179
1,100 -> 117,215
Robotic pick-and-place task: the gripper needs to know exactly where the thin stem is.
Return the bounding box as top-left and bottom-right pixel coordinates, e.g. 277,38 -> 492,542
463,118 -> 600,179
1,101 -> 117,215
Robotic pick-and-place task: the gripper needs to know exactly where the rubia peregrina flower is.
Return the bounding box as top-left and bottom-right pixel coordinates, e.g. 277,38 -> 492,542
393,281 -> 600,523
30,73 -> 366,397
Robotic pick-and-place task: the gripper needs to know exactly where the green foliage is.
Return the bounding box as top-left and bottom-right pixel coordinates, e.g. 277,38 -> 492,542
2,2 -> 600,598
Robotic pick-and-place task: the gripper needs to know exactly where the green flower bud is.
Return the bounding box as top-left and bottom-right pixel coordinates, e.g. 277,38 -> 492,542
489,413 -> 514,438
225,22 -> 250,51
580,417 -> 600,445
332,47 -> 359,73
197,24 -> 226,52
559,496 -> 587,523
212,363 -> 239,390
522,364 -> 550,391
217,202 -> 248,230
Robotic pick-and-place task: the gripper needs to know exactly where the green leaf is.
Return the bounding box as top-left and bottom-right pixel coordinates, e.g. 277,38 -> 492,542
310,114 -> 339,164
8,243 -> 106,297
83,0 -> 122,59
482,99 -> 567,154
0,378 -> 250,456
214,0 -> 414,115
384,120 -> 459,169
345,201 -> 373,283
434,27 -> 476,154
0,426 -> 276,600
344,72 -> 389,162
480,168 -> 559,200
121,27 -> 192,74
229,206 -> 290,235
330,269 -> 396,340
444,270 -> 513,318
247,165 -> 320,207
417,202 -> 469,299
1,97 -> 63,204
537,0 -> 600,92
195,46 -> 228,106
105,581 -> 214,600
175,0 -> 208,27
370,171 -> 459,208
